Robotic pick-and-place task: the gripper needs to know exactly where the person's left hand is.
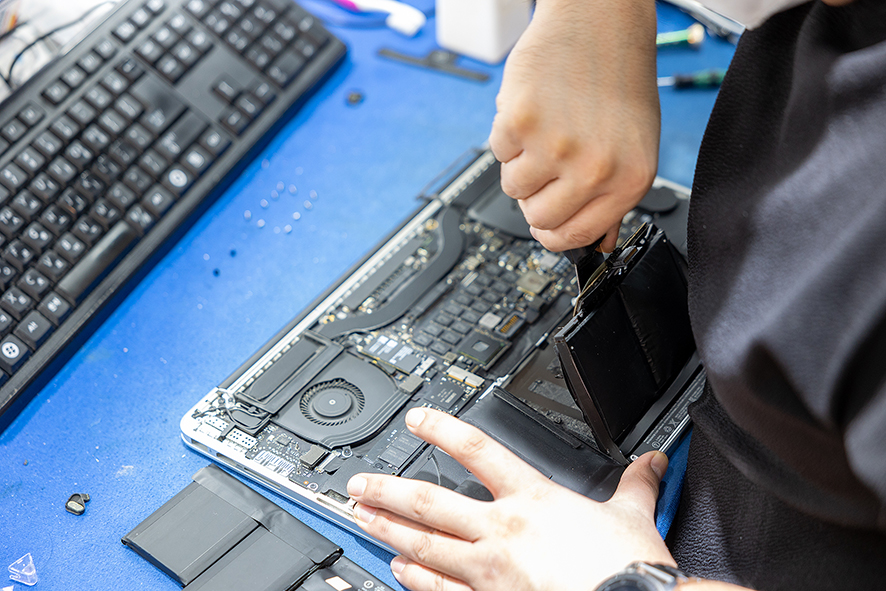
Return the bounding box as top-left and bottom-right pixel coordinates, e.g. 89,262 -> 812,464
347,407 -> 675,591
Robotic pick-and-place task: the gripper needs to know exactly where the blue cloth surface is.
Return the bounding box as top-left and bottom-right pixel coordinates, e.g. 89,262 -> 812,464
0,3 -> 732,589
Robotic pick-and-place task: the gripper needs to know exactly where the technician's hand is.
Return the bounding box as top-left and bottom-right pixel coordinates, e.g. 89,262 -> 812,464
488,0 -> 661,253
347,408 -> 675,591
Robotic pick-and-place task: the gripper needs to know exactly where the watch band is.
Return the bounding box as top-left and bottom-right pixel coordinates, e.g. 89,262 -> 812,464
595,561 -> 695,591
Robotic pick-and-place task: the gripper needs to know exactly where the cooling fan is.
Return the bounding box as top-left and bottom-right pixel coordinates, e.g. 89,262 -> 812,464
275,352 -> 411,448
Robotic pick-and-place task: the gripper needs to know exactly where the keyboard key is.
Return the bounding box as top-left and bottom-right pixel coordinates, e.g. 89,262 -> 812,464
213,77 -> 239,103
0,163 -> 28,192
77,51 -> 103,74
72,216 -> 105,246
185,0 -> 210,18
0,207 -> 24,239
18,103 -> 44,127
29,173 -> 61,203
123,166 -> 153,193
90,199 -> 121,229
235,94 -> 261,119
82,125 -> 112,152
182,145 -> 211,175
132,76 -> 186,135
163,166 -> 194,195
167,13 -> 190,35
0,334 -> 30,374
124,124 -> 153,150
156,54 -> 186,82
14,148 -> 46,176
36,250 -> 70,281
131,7 -> 152,29
38,292 -> 72,326
33,131 -> 64,158
17,270 -> 51,300
0,264 -> 14,291
220,107 -> 249,135
50,116 -> 80,142
61,66 -> 87,90
64,141 -> 95,171
74,171 -> 105,202
1,117 -> 27,143
107,139 -> 139,167
250,81 -> 276,106
40,206 -> 73,236
67,101 -> 97,127
92,154 -> 124,184
145,0 -> 166,15
115,94 -> 144,122
156,111 -> 206,160
102,70 -> 129,96
117,58 -> 145,82
22,223 -> 54,254
42,81 -> 70,105
85,86 -> 113,111
55,233 -> 86,264
93,38 -> 117,61
199,129 -> 230,156
141,185 -> 175,216
124,204 -> 155,235
57,221 -> 138,303
139,150 -> 169,178
11,192 -> 42,222
267,50 -> 306,87
99,110 -> 128,137
113,20 -> 138,43
14,310 -> 53,349
186,28 -> 213,53
58,189 -> 89,218
244,46 -> 271,70
153,25 -> 178,49
108,182 -> 138,211
172,41 -> 199,68
137,39 -> 165,64
2,240 -> 34,272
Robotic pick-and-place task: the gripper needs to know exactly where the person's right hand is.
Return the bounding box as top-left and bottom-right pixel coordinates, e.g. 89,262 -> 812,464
488,0 -> 661,253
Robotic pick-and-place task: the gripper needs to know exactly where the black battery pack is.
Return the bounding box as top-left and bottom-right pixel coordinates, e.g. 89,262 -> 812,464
122,464 -> 385,591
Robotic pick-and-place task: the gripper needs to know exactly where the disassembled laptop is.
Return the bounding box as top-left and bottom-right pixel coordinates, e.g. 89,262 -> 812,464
181,148 -> 703,549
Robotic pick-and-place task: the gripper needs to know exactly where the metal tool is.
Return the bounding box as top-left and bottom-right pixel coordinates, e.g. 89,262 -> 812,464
564,237 -> 605,294
377,48 -> 490,82
658,68 -> 727,88
656,23 -> 705,48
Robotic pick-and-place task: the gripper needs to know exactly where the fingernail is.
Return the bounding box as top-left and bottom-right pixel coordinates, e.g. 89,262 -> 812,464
651,451 -> 669,479
353,503 -> 377,524
405,408 -> 426,429
347,475 -> 366,497
391,556 -> 407,575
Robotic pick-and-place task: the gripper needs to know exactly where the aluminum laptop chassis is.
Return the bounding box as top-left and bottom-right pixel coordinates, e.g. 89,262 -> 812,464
181,149 -> 702,550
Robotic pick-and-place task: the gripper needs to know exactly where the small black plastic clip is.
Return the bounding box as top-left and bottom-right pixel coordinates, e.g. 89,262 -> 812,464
65,493 -> 90,515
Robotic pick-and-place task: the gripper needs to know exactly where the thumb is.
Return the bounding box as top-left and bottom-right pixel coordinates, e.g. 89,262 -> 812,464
612,450 -> 668,514
599,222 -> 621,253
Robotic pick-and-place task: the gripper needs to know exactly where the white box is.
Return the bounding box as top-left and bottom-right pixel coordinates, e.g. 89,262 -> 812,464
436,0 -> 531,65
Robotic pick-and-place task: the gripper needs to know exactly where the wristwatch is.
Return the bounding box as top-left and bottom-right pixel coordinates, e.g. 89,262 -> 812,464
595,562 -> 695,591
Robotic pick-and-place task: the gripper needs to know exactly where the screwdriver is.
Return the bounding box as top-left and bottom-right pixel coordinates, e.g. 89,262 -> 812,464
656,23 -> 705,48
658,68 -> 727,89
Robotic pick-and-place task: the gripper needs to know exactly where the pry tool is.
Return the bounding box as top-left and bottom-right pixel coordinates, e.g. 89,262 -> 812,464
565,237 -> 605,293
377,48 -> 490,82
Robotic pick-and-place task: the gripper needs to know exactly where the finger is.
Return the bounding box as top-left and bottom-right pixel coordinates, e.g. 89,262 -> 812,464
389,556 -> 474,591
499,153 -> 557,200
600,221 -> 621,253
403,408 -> 545,497
351,501 -> 475,578
517,177 -> 604,232
488,109 -> 524,163
348,473 -> 483,540
611,450 -> 668,514
528,196 -> 623,252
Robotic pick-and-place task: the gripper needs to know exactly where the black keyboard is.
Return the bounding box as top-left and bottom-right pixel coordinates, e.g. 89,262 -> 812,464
0,0 -> 346,423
